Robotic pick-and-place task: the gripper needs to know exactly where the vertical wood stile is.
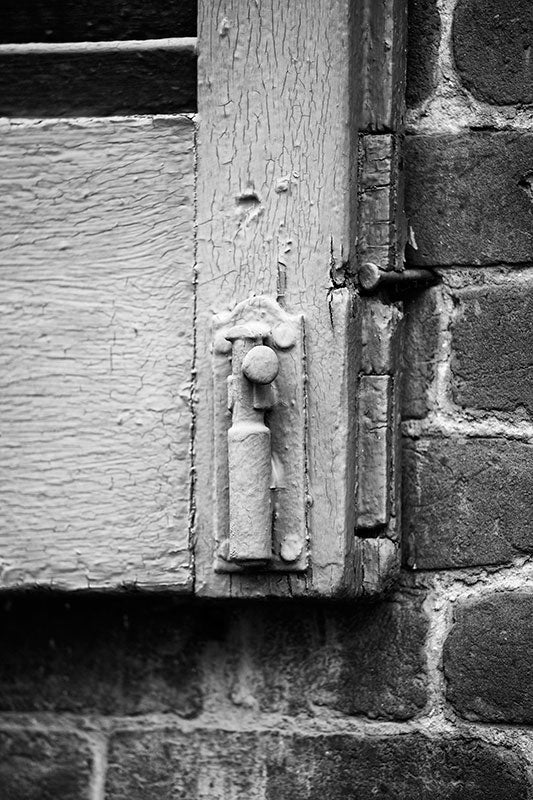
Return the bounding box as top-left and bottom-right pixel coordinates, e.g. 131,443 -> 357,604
353,0 -> 408,594
195,0 -> 361,596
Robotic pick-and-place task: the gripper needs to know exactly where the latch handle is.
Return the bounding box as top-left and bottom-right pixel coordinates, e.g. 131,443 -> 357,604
225,328 -> 279,564
212,295 -> 306,575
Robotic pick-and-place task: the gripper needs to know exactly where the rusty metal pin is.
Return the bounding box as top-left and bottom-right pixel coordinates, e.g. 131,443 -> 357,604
358,262 -> 438,293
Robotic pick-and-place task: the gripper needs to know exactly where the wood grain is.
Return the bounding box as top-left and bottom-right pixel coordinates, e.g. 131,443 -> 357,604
351,2 -> 407,594
354,0 -> 408,133
195,0 -> 361,597
355,297 -> 404,593
0,117 -> 195,590
357,375 -> 392,529
357,134 -> 406,272
354,0 -> 407,279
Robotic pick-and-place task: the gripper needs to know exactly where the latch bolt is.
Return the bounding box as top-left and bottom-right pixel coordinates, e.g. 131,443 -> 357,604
225,326 -> 279,564
358,262 -> 438,293
212,295 -> 307,574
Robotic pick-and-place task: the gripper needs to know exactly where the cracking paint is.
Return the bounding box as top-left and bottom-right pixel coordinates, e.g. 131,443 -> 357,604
189,116 -> 199,592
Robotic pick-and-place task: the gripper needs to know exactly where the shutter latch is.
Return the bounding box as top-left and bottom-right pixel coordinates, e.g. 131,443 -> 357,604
212,296 -> 307,573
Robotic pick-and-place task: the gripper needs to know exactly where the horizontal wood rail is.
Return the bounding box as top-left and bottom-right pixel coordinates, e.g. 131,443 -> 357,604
0,37 -> 197,55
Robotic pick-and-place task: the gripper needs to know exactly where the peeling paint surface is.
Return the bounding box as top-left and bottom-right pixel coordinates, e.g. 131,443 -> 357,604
0,117 -> 195,589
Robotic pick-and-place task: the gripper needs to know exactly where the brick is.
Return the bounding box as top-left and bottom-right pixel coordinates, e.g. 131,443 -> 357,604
0,593 -> 205,716
451,281 -> 533,416
106,730 -> 529,800
265,733 -> 529,800
406,0 -> 441,107
106,729 -> 264,800
403,437 -> 533,568
445,593 -> 533,722
453,0 -> 533,105
213,595 -> 428,720
405,133 -> 533,266
0,592 -> 427,721
402,287 -> 440,419
0,730 -> 93,800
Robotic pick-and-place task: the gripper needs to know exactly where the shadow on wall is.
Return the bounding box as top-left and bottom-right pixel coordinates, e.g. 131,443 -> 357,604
0,589 -> 427,720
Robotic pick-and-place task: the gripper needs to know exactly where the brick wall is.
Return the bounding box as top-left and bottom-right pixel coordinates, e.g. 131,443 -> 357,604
2,1 -> 533,797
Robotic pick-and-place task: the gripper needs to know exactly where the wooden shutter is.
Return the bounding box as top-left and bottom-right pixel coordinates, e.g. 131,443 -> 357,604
193,0 -> 407,597
0,18 -> 197,589
0,0 -> 408,597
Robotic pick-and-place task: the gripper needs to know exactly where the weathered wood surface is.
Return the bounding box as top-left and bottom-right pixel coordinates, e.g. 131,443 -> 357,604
195,0 -> 361,597
0,0 -> 197,43
0,43 -> 197,117
357,375 -> 392,529
357,134 -> 406,272
354,0 -> 408,133
0,117 -> 195,590
353,0 -> 408,594
355,0 -> 407,274
355,298 -> 403,592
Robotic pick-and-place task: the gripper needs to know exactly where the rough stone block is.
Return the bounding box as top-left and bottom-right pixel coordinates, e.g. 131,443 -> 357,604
453,0 -> 533,105
406,0 -> 441,107
106,729 -> 264,800
451,281 -> 533,416
0,593 -> 204,716
209,595 -> 428,720
444,593 -> 533,723
0,591 -> 427,721
105,730 -> 528,800
403,437 -> 533,568
265,733 -> 528,800
405,133 -> 533,266
0,730 -> 93,800
402,287 -> 440,419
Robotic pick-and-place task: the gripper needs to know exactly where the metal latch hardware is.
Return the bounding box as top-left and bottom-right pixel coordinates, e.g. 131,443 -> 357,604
212,296 -> 307,573
358,262 -> 438,293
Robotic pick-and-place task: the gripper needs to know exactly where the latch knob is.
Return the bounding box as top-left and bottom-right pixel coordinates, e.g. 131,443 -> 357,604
242,345 -> 279,385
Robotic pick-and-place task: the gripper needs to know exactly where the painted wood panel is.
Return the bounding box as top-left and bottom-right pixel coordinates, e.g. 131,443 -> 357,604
0,116 -> 195,590
194,0 -> 408,597
195,0 -> 361,597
